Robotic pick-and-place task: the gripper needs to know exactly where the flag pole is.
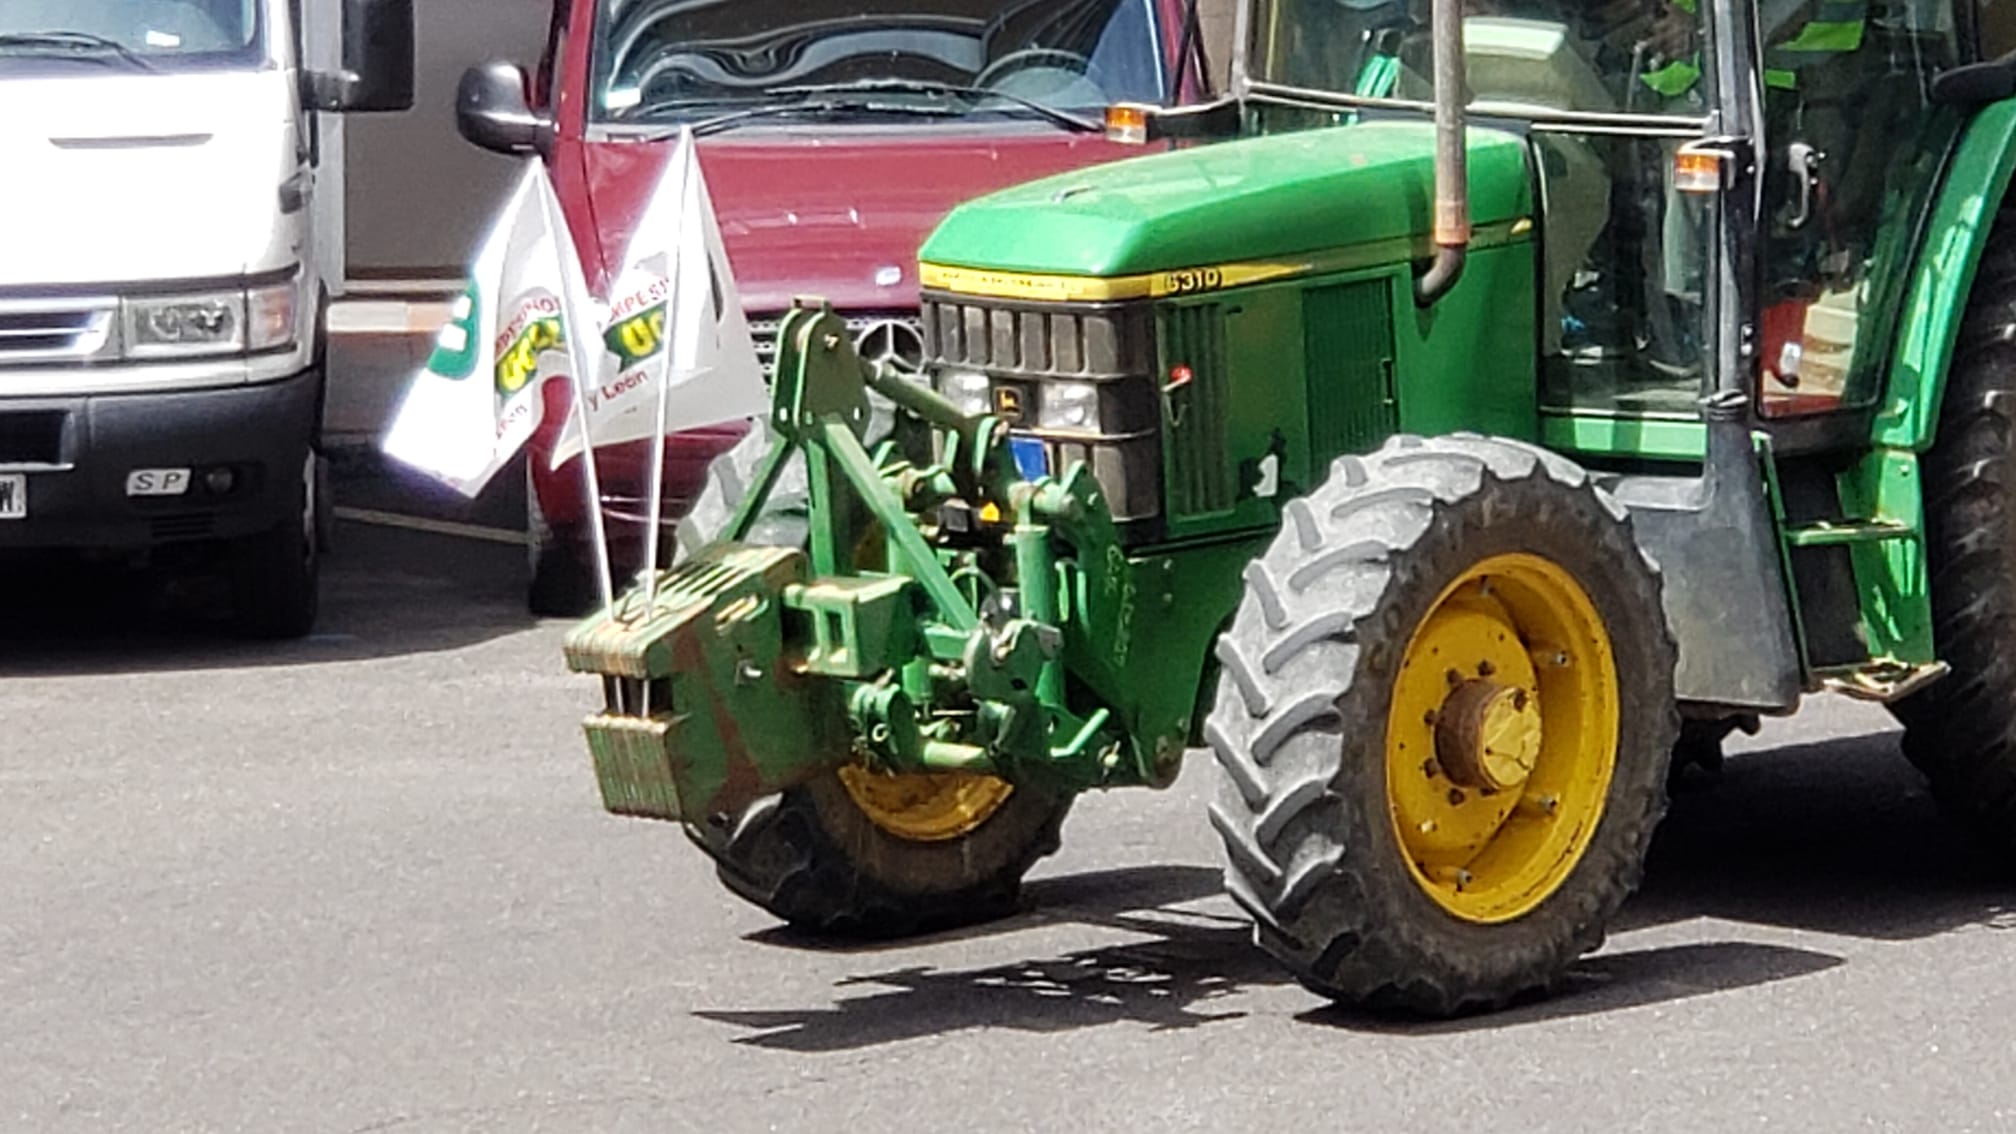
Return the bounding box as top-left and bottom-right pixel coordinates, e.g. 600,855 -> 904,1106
562,375 -> 617,613
547,187 -> 617,613
638,128 -> 696,626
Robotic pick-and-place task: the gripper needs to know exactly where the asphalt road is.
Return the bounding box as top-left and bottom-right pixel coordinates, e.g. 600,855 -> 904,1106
5,483 -> 2016,1133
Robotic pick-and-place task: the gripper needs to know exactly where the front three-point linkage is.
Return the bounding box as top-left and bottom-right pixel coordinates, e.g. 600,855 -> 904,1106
729,300 -> 1125,794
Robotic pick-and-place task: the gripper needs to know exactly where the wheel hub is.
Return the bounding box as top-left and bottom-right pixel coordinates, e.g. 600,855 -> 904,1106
1435,679 -> 1543,792
1385,553 -> 1619,924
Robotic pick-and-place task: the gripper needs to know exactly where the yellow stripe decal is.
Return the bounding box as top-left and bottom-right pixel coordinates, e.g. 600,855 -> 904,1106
921,219 -> 1532,302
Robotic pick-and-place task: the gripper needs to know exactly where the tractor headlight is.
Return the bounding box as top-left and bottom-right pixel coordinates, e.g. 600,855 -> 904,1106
1038,380 -> 1102,433
937,369 -> 992,417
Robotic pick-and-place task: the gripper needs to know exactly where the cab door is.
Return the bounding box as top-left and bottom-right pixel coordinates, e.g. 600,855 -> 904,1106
1751,0 -> 1963,420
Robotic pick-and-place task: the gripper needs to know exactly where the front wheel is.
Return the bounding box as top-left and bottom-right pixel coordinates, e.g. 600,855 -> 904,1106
1205,434 -> 1678,1014
679,423 -> 1072,935
228,447 -> 324,639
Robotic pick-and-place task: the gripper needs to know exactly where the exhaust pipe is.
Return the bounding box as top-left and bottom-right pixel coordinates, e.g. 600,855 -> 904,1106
1414,0 -> 1468,306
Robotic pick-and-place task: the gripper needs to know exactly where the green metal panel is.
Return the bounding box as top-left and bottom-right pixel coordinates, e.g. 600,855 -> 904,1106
920,122 -> 1535,278
1540,414 -> 1707,460
1304,279 -> 1397,464
1874,98 -> 2016,450
1158,281 -> 1314,541
1391,242 -> 1541,442
1060,536 -> 1271,784
1837,449 -> 1935,665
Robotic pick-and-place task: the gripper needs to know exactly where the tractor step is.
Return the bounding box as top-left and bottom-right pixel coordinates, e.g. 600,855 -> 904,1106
1784,519 -> 1917,547
1816,660 -> 1951,703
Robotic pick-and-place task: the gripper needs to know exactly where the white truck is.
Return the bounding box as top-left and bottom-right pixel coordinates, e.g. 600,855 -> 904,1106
0,0 -> 412,636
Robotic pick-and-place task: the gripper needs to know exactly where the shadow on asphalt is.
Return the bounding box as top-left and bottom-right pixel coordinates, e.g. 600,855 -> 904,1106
0,519 -> 535,676
702,729 -> 2016,1047
698,865 -> 1276,1050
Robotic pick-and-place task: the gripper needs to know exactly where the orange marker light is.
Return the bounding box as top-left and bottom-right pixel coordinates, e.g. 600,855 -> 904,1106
1673,149 -> 1724,194
1105,104 -> 1150,145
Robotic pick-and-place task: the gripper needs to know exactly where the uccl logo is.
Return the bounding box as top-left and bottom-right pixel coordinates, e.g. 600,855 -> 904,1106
493,292 -> 566,397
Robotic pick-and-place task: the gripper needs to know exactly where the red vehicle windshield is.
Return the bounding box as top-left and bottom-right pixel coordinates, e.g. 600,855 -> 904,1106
592,0 -> 1173,123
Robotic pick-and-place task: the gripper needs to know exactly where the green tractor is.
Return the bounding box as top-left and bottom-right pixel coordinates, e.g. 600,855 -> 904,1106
564,0 -> 2016,1013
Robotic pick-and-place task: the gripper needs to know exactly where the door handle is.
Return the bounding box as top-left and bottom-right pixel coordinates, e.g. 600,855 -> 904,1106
1786,141 -> 1824,229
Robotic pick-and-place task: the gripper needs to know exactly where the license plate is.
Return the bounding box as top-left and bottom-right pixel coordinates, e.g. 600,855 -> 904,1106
0,474 -> 22,519
126,468 -> 191,497
1008,436 -> 1050,481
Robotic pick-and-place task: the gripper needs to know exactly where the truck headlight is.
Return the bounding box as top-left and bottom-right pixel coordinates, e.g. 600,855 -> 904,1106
937,369 -> 992,417
1038,380 -> 1102,432
125,290 -> 244,358
121,277 -> 300,360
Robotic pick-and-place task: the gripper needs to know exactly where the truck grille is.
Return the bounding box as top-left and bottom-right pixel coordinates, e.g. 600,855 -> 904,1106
0,411 -> 67,466
0,297 -> 117,364
749,311 -> 925,375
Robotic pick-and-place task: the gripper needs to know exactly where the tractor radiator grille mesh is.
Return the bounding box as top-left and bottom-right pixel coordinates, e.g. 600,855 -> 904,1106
1164,303 -> 1234,518
1303,281 -> 1397,464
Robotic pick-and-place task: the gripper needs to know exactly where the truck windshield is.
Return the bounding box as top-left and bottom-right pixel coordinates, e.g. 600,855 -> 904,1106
1252,0 -> 1708,118
595,0 -> 1169,124
0,0 -> 262,71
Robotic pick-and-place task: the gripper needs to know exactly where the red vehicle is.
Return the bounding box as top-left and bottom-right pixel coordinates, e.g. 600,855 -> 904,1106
457,0 -> 1209,613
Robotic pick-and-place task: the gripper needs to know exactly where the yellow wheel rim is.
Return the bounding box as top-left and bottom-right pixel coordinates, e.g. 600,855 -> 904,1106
836,766 -> 1016,842
1385,552 -> 1620,924
827,520 -> 1016,844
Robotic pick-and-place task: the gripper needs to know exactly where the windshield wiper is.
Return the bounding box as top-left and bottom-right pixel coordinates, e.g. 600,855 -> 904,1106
629,96 -> 964,137
772,79 -> 1102,133
0,31 -> 157,71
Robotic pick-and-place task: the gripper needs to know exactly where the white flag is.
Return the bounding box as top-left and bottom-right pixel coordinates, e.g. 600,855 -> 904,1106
382,163 -> 586,496
549,130 -> 768,470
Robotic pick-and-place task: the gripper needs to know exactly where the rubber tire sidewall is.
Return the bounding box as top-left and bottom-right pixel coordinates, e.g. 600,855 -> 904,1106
1206,437 -> 1677,1014
526,458 -> 600,618
228,445 -> 322,640
1288,478 -> 1674,1009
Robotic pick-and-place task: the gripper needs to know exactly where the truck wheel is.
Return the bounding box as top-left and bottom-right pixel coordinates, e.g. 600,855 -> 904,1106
1894,207 -> 2016,853
679,422 -> 1074,935
526,462 -> 599,618
1205,435 -> 1678,1014
229,448 -> 324,639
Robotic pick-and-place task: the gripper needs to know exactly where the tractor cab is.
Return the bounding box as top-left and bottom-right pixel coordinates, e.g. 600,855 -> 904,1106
1255,0 -> 1966,428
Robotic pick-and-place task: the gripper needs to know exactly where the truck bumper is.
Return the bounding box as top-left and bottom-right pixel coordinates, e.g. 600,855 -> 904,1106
0,368 -> 319,551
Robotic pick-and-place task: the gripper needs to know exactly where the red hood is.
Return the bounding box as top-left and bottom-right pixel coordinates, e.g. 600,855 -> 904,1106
561,126 -> 1139,313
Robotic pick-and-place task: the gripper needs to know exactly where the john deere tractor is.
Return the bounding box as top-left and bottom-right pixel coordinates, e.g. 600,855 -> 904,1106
564,0 -> 2016,1012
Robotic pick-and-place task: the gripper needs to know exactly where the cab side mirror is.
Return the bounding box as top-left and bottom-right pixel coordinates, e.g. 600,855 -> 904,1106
304,0 -> 416,113
1930,49 -> 2016,106
457,62 -> 552,156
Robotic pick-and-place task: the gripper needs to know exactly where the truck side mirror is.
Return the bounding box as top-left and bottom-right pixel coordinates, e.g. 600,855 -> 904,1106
457,62 -> 552,156
303,0 -> 416,113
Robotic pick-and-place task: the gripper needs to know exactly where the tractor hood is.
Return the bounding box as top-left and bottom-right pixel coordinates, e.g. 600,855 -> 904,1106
919,120 -> 1533,278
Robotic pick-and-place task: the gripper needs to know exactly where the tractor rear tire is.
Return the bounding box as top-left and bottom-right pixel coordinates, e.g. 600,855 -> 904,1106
1895,209 -> 2016,855
1204,434 -> 1678,1015
676,422 -> 1075,935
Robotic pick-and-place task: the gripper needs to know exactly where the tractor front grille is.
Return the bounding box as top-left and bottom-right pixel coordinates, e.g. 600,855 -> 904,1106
921,291 -> 1162,526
